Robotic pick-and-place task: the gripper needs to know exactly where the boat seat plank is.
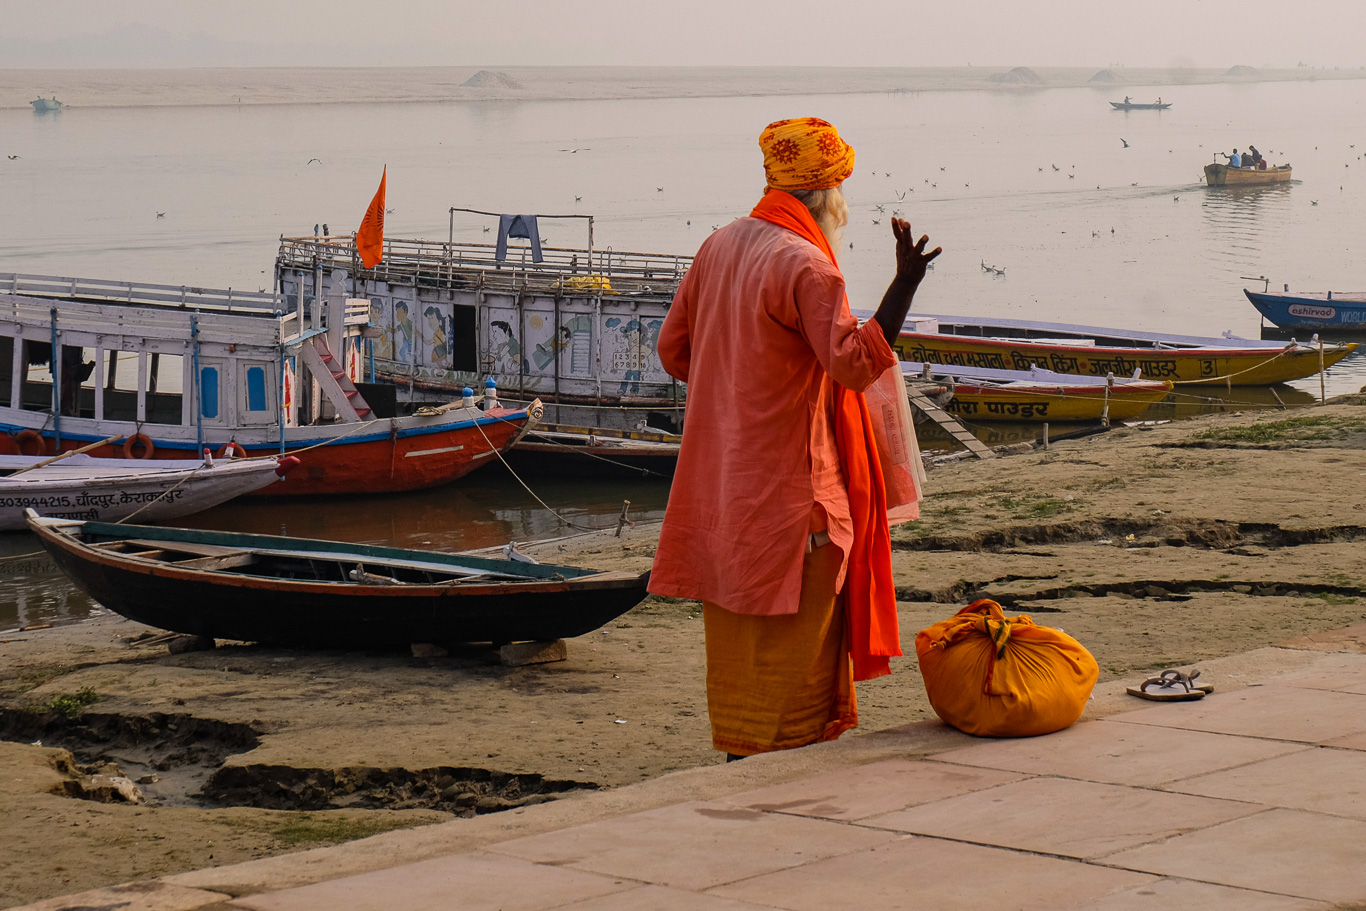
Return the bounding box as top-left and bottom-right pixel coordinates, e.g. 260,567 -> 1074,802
120,538 -> 255,558
173,552 -> 259,571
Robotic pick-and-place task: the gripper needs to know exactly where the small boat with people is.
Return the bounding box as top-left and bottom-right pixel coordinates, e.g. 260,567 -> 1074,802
27,514 -> 652,649
30,96 -> 62,113
880,313 -> 1357,387
1245,286 -> 1366,331
1204,162 -> 1292,186
0,449 -> 296,530
1110,99 -> 1171,110
902,362 -> 1172,423
0,272 -> 538,495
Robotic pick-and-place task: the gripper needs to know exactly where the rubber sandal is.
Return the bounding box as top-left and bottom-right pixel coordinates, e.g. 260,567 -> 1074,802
1126,674 -> 1207,701
1157,669 -> 1214,694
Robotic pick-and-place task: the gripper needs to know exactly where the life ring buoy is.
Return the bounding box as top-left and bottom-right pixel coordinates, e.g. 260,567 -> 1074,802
15,430 -> 47,457
123,433 -> 156,460
218,441 -> 247,460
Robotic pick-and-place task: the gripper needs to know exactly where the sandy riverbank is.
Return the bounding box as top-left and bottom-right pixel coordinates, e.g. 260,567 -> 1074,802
5,65 -> 1366,110
4,395 -> 1366,906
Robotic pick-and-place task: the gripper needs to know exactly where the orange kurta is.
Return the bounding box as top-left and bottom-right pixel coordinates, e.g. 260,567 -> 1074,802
649,214 -> 897,617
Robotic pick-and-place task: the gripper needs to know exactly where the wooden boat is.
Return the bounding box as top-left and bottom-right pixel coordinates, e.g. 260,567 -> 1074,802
1245,288 -> 1366,331
879,313 -> 1357,386
30,96 -> 62,113
1204,163 -> 1292,186
0,452 -> 297,530
507,422 -> 679,476
1110,101 -> 1171,110
902,362 -> 1172,422
0,273 -> 539,495
27,514 -> 651,648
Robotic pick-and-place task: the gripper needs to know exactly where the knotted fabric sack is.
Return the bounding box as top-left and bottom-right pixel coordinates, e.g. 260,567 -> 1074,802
915,599 -> 1099,737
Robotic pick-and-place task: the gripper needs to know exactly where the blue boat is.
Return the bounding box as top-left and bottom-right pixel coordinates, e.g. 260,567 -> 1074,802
1245,288 -> 1366,331
30,96 -> 62,113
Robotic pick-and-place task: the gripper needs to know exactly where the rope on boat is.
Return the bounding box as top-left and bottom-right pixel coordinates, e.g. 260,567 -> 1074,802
519,428 -> 673,478
470,413 -> 645,533
114,461 -> 213,525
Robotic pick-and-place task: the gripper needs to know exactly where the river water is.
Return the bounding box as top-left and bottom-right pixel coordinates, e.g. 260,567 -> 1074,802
3,73 -> 1365,628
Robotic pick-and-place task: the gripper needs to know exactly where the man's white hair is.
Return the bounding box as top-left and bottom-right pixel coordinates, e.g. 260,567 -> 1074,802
784,186 -> 848,259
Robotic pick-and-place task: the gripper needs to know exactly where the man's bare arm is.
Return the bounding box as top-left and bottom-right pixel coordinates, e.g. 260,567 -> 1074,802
872,217 -> 941,347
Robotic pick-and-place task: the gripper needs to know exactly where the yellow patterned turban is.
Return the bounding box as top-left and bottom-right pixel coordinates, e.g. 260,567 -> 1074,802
759,117 -> 856,191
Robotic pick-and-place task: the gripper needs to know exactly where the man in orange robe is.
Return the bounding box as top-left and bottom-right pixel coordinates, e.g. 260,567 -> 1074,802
650,118 -> 940,758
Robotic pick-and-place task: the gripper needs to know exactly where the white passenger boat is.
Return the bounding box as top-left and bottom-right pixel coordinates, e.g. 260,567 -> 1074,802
0,452 -> 295,530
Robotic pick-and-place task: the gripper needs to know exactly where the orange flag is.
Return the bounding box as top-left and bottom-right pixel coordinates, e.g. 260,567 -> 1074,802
356,167 -> 386,268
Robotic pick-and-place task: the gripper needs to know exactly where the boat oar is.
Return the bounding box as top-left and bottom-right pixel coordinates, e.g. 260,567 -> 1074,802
8,434 -> 125,478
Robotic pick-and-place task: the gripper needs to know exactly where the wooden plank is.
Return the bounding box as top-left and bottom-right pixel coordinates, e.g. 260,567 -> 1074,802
173,552 -> 259,571
905,387 -> 996,460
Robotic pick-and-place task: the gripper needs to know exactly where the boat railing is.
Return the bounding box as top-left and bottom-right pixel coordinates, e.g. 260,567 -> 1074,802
277,236 -> 692,299
0,272 -> 286,315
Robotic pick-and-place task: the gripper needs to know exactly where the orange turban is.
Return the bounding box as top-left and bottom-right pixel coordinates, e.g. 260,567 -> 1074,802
759,117 -> 856,191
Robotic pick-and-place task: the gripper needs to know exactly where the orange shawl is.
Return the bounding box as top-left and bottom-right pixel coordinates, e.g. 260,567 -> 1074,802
749,190 -> 901,680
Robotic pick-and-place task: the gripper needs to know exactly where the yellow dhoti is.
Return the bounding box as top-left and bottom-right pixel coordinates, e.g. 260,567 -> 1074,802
703,542 -> 857,756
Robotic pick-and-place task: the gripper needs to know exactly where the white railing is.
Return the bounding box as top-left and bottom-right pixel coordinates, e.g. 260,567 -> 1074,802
0,272 -> 286,313
277,236 -> 692,298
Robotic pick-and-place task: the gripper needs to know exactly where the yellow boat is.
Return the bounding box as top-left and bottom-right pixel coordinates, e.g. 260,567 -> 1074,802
905,363 -> 1171,423
888,315 -> 1356,387
1204,163 -> 1292,186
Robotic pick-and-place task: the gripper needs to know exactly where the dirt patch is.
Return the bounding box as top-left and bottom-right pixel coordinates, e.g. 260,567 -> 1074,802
5,400 -> 1366,906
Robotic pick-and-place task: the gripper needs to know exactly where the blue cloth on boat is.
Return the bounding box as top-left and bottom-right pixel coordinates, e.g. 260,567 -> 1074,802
1229,151 -> 1242,168
495,214 -> 543,263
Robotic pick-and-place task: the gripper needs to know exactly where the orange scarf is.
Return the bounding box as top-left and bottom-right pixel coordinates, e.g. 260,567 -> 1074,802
749,190 -> 901,680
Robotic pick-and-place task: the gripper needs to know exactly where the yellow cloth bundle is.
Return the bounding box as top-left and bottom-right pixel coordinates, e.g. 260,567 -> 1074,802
915,599 -> 1098,737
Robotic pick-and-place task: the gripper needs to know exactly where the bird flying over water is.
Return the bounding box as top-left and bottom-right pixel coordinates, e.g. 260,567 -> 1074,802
156,212 -> 165,218
1121,138 -> 1129,148
656,187 -> 664,192
5,155 -> 17,160
306,158 -> 321,165
559,148 -> 591,153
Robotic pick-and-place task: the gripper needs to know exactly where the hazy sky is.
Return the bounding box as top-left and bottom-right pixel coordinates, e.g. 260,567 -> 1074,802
1,0 -> 1363,70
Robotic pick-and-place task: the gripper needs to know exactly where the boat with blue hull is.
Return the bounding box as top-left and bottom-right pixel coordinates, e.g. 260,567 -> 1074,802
1246,288 -> 1366,331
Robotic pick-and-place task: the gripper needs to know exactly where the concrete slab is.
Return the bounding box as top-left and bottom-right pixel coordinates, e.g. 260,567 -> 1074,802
1068,877 -> 1332,910
487,800 -> 897,891
10,882 -> 229,911
929,719 -> 1307,787
861,776 -> 1264,859
1106,807 -> 1366,903
1110,685 -> 1366,743
1167,745 -> 1366,818
538,884 -> 781,909
227,851 -> 631,911
1272,653 -> 1366,695
706,836 -> 1155,911
715,757 -> 1026,821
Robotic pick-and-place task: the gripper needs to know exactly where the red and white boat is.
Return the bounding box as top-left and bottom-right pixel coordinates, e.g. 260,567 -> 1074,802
0,273 -> 539,496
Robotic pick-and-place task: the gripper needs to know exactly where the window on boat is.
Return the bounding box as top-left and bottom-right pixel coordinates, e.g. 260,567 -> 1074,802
0,336 -> 12,407
100,348 -> 141,422
237,361 -> 276,426
19,340 -> 56,413
146,353 -> 184,425
200,364 -> 220,420
450,304 -> 477,372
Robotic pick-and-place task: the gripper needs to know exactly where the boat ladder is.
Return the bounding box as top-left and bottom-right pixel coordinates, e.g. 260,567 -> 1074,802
904,384 -> 996,460
299,335 -> 373,422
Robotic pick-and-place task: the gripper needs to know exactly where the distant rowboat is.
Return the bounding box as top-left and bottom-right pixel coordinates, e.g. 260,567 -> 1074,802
1110,101 -> 1171,110
30,96 -> 62,113
1204,163 -> 1292,186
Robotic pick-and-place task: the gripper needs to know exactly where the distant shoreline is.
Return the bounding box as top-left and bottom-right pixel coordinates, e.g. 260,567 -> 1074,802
5,65 -> 1366,110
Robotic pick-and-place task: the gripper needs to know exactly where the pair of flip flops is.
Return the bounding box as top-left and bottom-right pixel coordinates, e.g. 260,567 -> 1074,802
1127,669 -> 1214,701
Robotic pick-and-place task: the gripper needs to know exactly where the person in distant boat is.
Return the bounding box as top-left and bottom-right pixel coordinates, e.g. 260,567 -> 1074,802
1247,146 -> 1262,167
1124,96 -> 1131,104
1225,148 -> 1243,168
650,117 -> 939,762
